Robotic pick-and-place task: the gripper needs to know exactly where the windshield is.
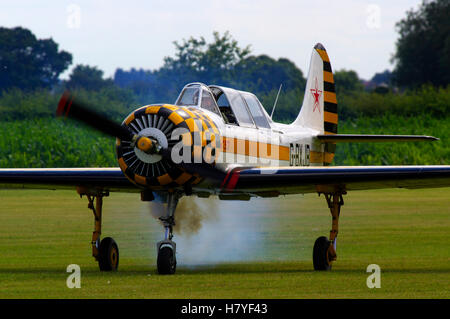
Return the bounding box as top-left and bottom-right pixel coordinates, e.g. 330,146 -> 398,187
176,87 -> 199,106
225,89 -> 254,127
201,90 -> 219,114
241,92 -> 271,129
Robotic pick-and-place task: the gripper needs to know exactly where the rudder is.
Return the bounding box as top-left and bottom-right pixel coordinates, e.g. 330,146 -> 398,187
292,43 -> 338,164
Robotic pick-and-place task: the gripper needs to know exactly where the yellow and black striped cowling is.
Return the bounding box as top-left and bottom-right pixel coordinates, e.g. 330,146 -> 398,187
116,104 -> 221,189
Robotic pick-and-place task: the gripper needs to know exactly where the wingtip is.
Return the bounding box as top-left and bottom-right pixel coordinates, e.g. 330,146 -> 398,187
424,135 -> 440,141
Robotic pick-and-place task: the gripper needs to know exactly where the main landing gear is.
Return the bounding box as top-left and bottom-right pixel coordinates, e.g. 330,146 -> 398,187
313,188 -> 346,271
156,192 -> 180,275
77,187 -> 181,274
77,187 -> 119,271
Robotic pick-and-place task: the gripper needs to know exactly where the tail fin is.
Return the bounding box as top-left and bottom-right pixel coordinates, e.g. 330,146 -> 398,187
292,43 -> 337,164
292,43 -> 338,135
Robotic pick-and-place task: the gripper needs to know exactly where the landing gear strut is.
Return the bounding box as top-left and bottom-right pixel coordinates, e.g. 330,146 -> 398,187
314,188 -> 346,271
77,187 -> 119,271
156,192 -> 180,275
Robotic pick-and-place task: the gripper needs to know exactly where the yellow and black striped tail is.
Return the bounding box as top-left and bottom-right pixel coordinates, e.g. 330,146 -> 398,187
314,43 -> 337,165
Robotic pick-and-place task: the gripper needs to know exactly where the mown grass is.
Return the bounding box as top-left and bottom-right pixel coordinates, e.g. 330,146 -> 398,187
0,188 -> 448,298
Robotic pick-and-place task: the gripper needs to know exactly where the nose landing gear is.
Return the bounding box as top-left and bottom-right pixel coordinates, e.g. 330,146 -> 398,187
157,240 -> 177,275
156,192 -> 180,275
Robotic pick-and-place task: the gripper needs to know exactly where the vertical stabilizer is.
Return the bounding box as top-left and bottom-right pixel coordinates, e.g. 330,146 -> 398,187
292,43 -> 338,164
292,43 -> 337,135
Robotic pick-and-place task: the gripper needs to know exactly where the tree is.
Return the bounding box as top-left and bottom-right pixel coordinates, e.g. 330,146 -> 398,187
113,31 -> 306,105
371,70 -> 393,86
115,68 -> 155,89
160,31 -> 251,89
65,64 -> 114,90
0,27 -> 72,91
392,0 -> 450,88
232,55 -> 306,94
114,67 -> 159,102
333,69 -> 364,95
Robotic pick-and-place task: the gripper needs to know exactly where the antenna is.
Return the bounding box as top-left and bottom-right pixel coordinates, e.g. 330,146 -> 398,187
270,84 -> 282,119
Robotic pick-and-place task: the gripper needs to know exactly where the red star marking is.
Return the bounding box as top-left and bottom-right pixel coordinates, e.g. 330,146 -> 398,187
310,77 -> 322,113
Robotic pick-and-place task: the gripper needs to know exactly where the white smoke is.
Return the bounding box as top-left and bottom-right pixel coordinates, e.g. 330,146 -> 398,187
148,196 -> 274,266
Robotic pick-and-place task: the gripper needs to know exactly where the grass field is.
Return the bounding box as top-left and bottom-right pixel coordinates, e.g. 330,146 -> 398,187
0,188 -> 449,299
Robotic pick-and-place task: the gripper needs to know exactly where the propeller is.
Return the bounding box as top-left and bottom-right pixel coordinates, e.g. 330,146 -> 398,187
56,91 -> 226,181
56,91 -> 157,154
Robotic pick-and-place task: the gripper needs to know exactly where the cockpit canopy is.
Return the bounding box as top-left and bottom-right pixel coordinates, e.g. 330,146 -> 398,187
175,82 -> 271,129
175,83 -> 217,114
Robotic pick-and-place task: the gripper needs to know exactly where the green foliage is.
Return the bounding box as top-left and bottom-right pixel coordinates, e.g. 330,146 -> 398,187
338,85 -> 450,121
392,0 -> 450,88
0,84 -> 448,168
0,27 -> 72,91
0,118 -> 116,168
335,114 -> 449,165
65,64 -> 114,91
0,27 -> 448,169
155,31 -> 251,98
0,89 -> 58,120
333,69 -> 364,95
0,113 -> 447,168
162,31 -> 251,77
68,86 -> 140,122
232,55 -> 306,95
260,84 -> 449,125
258,87 -> 303,122
114,31 -> 306,104
0,87 -> 139,122
371,69 -> 393,86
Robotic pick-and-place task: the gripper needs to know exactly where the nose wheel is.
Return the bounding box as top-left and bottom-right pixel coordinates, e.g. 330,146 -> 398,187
155,192 -> 180,275
157,240 -> 177,274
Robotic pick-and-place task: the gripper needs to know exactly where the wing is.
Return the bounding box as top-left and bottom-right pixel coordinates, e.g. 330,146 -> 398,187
222,165 -> 450,195
0,168 -> 137,192
316,134 -> 438,143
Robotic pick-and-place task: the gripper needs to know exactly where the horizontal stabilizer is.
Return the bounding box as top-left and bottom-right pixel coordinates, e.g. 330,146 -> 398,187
316,134 -> 439,143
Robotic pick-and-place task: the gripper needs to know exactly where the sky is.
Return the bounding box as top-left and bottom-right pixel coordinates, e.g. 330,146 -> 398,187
1,0 -> 423,81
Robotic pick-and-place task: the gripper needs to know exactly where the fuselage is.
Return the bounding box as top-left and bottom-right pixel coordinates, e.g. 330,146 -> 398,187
115,82 -> 332,196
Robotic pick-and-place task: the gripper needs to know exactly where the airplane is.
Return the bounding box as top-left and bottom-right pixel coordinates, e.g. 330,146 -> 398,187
1,43 -> 449,275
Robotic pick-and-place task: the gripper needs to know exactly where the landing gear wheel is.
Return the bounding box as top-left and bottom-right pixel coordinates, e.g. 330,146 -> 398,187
157,243 -> 176,275
98,237 -> 119,271
313,236 -> 332,271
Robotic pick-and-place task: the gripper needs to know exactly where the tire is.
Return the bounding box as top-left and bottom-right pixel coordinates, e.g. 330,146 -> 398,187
157,246 -> 176,275
313,236 -> 332,271
98,237 -> 119,271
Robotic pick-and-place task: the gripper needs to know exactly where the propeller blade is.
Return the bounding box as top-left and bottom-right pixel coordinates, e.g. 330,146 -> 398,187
57,91 -> 226,181
56,91 -> 133,141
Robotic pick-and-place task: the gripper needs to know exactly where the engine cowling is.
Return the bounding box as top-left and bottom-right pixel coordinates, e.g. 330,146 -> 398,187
116,104 -> 221,189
